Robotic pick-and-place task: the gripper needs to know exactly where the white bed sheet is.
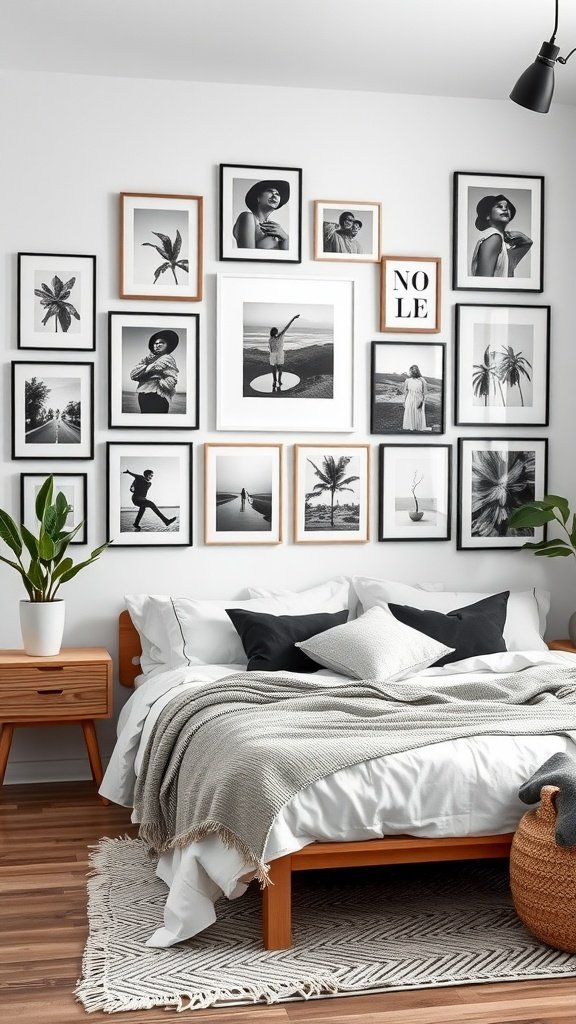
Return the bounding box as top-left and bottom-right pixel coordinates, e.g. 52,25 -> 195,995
100,650 -> 576,947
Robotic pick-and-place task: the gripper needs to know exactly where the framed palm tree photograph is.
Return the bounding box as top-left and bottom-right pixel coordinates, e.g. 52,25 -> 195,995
294,444 -> 370,543
455,305 -> 550,426
457,437 -> 548,550
18,253 -> 96,350
120,192 -> 203,301
378,444 -> 451,541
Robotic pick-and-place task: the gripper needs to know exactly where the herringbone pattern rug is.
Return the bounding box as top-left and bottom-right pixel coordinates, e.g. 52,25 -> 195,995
76,837 -> 576,1014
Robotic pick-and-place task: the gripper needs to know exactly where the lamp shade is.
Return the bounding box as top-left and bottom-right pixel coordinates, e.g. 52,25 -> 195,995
510,41 -> 560,113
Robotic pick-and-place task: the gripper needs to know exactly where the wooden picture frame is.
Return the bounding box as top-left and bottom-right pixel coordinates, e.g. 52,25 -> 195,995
293,444 -> 370,544
204,443 -> 284,545
380,255 -> 441,333
120,192 -> 203,301
314,200 -> 381,263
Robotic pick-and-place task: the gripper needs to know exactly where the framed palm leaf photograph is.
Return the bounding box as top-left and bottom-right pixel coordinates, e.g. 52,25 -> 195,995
18,253 -> 96,350
457,437 -> 548,550
455,305 -> 550,426
294,444 -> 370,543
120,192 -> 203,301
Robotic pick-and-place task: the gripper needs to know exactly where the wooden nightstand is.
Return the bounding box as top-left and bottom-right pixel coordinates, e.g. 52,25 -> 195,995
0,648 -> 112,801
548,640 -> 576,654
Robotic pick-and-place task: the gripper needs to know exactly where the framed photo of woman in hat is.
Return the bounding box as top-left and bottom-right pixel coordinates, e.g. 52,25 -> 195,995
452,172 -> 544,292
108,311 -> 199,429
219,164 -> 302,263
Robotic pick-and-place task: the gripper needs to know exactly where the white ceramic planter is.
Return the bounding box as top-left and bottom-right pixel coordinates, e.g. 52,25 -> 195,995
19,600 -> 65,656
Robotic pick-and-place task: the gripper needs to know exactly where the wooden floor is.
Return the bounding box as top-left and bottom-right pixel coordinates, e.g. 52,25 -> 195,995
1,782 -> 574,1024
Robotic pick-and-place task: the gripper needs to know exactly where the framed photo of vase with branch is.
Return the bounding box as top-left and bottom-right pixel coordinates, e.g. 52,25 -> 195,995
294,444 -> 370,543
455,304 -> 550,426
120,192 -> 203,301
18,253 -> 96,350
378,444 -> 451,541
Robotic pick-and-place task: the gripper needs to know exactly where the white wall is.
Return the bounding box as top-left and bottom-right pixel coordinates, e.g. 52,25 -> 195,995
1,70 -> 575,782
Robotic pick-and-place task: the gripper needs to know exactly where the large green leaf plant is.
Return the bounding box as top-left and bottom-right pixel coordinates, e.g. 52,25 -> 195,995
0,476 -> 110,602
507,494 -> 576,559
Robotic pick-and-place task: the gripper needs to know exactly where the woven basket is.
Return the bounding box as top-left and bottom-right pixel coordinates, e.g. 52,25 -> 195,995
510,784 -> 576,954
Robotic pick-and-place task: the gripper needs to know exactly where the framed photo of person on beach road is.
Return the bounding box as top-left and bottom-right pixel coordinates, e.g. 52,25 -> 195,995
204,443 -> 283,545
294,444 -> 370,543
219,164 -> 302,263
106,442 -> 192,547
217,275 -> 354,431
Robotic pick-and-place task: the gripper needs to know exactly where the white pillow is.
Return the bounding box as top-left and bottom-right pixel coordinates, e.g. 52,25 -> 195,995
352,577 -> 550,652
148,588 -> 352,669
124,594 -> 172,676
297,606 -> 453,681
246,576 -> 357,617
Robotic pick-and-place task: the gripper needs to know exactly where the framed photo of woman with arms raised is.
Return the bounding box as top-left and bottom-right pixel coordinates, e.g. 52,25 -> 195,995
108,311 -> 199,428
453,172 -> 544,292
219,164 -> 302,263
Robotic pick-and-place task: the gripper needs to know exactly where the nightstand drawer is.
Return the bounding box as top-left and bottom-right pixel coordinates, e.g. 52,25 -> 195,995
0,662 -> 110,720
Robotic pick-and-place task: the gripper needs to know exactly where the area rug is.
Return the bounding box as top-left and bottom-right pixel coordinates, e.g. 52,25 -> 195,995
76,836 -> 576,1014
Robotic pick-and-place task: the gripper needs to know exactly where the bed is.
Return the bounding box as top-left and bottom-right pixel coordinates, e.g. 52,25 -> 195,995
100,584 -> 576,950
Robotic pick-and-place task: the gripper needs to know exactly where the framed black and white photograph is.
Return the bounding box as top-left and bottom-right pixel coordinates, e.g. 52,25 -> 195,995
120,192 -> 203,301
294,444 -> 370,544
106,442 -> 192,547
219,164 -> 302,263
455,304 -> 550,426
457,437 -> 548,550
11,361 -> 93,460
380,255 -> 441,332
314,200 -> 381,262
21,473 -> 87,545
371,341 -> 445,435
453,172 -> 544,292
204,443 -> 283,545
217,275 -> 354,431
378,445 -> 451,542
18,252 -> 96,350
108,311 -> 199,429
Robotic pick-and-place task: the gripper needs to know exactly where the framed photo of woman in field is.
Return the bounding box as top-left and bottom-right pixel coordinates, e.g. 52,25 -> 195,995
204,443 -> 283,545
379,444 -> 451,542
294,444 -> 370,543
371,341 -> 445,435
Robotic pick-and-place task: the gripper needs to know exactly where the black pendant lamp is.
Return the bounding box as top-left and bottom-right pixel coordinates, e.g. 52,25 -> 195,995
510,0 -> 576,112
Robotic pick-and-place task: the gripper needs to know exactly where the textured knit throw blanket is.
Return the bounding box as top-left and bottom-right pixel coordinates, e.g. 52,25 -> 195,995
519,750 -> 576,846
134,666 -> 576,882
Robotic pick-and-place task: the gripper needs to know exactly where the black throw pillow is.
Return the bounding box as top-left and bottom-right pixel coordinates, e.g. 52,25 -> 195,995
226,607 -> 349,673
387,592 -> 509,667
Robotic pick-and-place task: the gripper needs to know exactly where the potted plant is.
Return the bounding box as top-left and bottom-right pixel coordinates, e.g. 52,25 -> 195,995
0,476 -> 110,656
409,471 -> 424,522
507,493 -> 576,641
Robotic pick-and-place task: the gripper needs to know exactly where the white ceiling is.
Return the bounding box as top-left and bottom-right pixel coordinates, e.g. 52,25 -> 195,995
2,0 -> 576,105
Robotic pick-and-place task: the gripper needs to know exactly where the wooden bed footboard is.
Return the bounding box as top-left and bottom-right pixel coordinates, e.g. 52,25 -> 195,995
261,832 -> 514,950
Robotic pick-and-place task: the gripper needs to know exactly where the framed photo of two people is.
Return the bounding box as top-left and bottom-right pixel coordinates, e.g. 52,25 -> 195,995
453,172 -> 544,292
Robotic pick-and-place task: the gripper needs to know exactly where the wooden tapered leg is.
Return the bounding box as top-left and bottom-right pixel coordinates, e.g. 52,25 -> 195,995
80,720 -> 109,805
0,724 -> 14,785
262,853 -> 292,949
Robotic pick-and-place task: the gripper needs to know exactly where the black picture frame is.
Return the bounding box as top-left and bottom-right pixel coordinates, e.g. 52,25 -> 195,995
20,473 -> 88,545
370,340 -> 446,436
457,437 -> 548,550
17,252 -> 96,351
11,360 -> 94,461
108,311 -> 200,429
106,441 -> 193,548
378,443 -> 452,542
219,163 -> 302,264
454,304 -> 550,427
452,172 -> 544,293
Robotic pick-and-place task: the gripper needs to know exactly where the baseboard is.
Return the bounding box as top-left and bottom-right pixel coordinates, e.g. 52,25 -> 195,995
4,757 -> 111,786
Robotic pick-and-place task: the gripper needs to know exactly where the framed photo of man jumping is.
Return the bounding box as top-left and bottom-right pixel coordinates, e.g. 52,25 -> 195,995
453,172 -> 544,292
106,442 -> 192,547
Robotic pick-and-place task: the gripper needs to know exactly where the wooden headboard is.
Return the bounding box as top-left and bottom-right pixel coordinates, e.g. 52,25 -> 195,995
119,610 -> 142,687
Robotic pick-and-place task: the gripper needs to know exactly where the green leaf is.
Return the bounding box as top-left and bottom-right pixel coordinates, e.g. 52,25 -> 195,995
50,557 -> 74,582
90,541 -> 112,559
571,513 -> 576,549
27,560 -> 46,592
543,494 -> 570,524
0,554 -> 34,598
19,524 -> 38,561
507,507 -> 557,529
54,558 -> 97,585
43,504 -> 58,535
55,491 -> 70,516
533,547 -> 574,557
522,539 -> 572,552
0,509 -> 22,556
38,533 -> 55,561
35,477 -> 53,522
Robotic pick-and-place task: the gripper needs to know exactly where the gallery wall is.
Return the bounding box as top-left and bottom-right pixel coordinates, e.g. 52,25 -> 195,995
1,68 -> 575,782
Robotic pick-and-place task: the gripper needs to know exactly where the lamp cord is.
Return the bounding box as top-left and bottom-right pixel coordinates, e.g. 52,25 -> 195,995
548,0 -> 576,63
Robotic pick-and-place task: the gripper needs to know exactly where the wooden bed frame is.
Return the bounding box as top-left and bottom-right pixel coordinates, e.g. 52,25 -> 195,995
118,609 -> 514,949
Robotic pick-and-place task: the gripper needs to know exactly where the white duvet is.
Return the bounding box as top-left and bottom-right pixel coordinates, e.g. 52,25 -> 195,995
100,650 -> 576,947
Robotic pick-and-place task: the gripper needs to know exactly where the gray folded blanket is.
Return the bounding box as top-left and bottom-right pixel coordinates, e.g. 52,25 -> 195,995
519,751 -> 576,847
